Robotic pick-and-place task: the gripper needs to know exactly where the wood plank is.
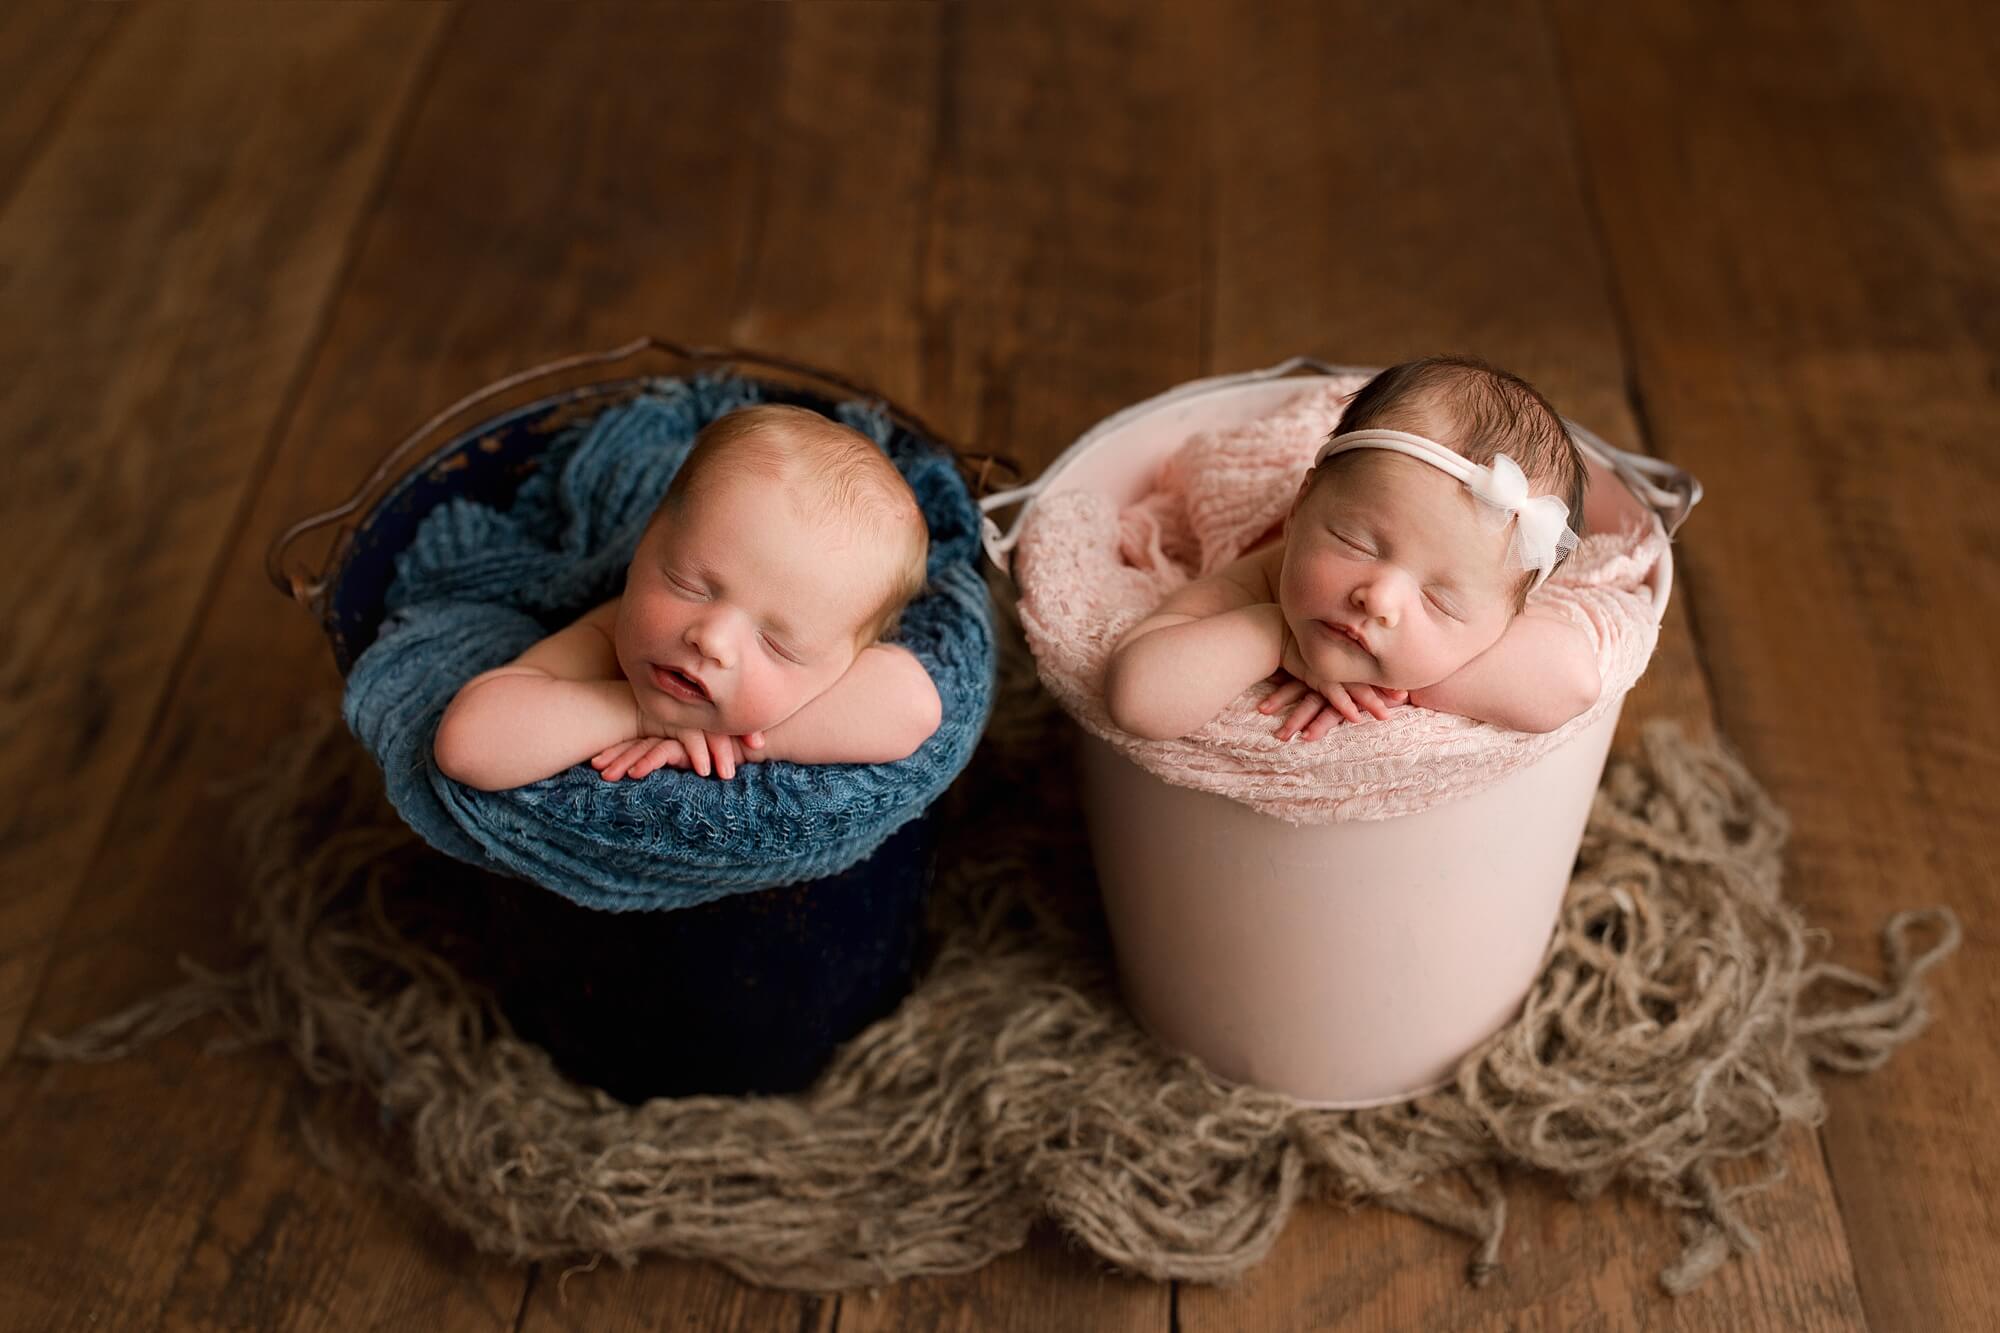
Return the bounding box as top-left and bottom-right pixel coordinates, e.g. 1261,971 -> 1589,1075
835,1230 -> 1164,1333
1549,2 -> 2000,1330
725,2 -> 943,412
1180,3 -> 1864,1328
149,1080 -> 529,1332
0,0 -> 122,203
0,0 -> 450,1065
0,4 -> 818,1330
911,0 -> 1207,471
521,1262 -> 836,1333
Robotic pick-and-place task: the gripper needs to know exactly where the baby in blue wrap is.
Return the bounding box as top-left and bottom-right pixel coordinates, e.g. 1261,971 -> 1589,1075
433,405 -> 942,790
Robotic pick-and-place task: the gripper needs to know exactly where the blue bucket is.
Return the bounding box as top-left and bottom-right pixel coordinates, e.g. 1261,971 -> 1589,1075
269,340 -> 1008,1101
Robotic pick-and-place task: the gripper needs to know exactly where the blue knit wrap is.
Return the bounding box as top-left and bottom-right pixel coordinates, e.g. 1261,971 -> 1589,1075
342,376 -> 995,912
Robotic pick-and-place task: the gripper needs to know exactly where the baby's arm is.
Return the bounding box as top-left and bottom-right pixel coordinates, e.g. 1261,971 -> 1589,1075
1408,608 -> 1600,734
752,643 -> 942,765
432,601 -> 644,790
1103,558 -> 1288,741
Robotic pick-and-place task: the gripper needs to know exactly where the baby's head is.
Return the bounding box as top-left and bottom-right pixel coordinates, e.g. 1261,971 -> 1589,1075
616,404 -> 929,735
1279,356 -> 1586,691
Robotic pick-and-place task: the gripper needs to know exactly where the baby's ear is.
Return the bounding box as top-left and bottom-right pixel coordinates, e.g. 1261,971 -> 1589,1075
1288,468 -> 1316,520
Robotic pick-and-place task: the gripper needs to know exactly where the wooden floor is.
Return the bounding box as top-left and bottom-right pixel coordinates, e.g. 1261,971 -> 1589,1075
2,2 -> 1994,1329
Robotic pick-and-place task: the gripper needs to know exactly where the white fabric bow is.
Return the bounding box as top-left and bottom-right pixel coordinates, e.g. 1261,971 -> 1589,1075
1313,429 -> 1579,592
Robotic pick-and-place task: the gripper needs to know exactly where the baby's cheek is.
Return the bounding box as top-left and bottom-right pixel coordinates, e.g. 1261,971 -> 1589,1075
1397,624 -> 1505,692
718,668 -> 802,735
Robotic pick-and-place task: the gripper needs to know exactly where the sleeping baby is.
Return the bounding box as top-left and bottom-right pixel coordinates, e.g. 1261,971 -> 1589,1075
1105,355 -> 1599,741
434,404 -> 942,790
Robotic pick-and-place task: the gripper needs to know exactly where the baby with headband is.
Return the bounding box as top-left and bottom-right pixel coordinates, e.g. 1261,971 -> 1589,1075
1104,356 -> 1599,741
433,404 -> 941,790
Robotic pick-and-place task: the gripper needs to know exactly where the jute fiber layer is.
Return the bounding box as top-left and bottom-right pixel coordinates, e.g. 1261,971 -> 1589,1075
29,634 -> 1958,1295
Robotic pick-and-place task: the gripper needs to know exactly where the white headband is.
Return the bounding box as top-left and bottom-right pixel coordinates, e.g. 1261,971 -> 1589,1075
1313,428 -> 1579,592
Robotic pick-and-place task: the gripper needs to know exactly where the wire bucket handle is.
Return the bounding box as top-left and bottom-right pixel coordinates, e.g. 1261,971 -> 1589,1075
975,356 -> 1701,574
265,335 -> 1015,612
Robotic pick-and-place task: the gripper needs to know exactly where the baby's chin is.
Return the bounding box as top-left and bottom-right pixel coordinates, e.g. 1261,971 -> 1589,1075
1298,641 -> 1393,690
1303,649 -> 1449,695
630,686 -> 751,737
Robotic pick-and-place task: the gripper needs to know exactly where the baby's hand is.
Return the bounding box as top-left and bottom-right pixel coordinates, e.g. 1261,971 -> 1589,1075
1258,672 -> 1407,741
591,728 -> 766,780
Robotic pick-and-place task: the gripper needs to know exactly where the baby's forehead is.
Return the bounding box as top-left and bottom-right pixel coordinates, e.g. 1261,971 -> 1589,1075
661,462 -> 884,552
1316,456 -> 1514,577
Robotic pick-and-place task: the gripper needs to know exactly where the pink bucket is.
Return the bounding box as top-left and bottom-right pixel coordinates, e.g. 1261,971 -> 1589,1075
986,360 -> 1699,1106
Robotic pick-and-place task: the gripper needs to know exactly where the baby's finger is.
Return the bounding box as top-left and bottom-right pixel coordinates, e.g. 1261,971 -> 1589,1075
629,738 -> 678,779
1326,683 -> 1364,724
742,730 -> 766,751
1277,695 -> 1322,740
592,739 -> 641,772
598,742 -> 640,781
715,736 -> 737,781
1301,708 -> 1345,741
1350,684 -> 1392,721
1261,679 -> 1311,715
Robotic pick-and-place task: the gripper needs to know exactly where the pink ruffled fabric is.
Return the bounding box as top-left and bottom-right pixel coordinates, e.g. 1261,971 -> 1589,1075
1016,381 -> 1668,824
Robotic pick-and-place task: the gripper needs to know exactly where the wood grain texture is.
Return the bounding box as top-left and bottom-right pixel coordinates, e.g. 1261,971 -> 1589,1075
1550,2 -> 2000,1330
1180,2 -> 1863,1328
519,1261 -> 837,1333
726,3 -> 944,412
834,1231 -> 1166,1333
911,0 -> 1207,472
0,0 -> 122,204
0,0 -> 450,1065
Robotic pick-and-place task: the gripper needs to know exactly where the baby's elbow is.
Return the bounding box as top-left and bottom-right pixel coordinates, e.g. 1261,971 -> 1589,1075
1527,657 -> 1602,734
1109,703 -> 1189,742
1576,656 -> 1602,712
433,718 -> 487,788
854,666 -> 942,765
1562,655 -> 1602,726
433,700 -> 512,790
1103,657 -> 1171,741
893,681 -> 943,760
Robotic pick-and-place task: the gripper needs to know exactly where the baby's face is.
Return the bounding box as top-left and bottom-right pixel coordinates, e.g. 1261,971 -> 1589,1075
615,471 -> 882,736
1279,454 -> 1517,691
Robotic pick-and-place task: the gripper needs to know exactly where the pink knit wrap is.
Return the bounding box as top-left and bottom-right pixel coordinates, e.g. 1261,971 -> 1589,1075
1014,382 -> 1669,824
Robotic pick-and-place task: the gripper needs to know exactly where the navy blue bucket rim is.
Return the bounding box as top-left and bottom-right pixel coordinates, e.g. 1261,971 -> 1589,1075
268,336 -> 1021,671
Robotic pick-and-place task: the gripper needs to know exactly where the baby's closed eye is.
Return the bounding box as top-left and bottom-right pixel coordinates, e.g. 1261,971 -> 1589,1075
1425,590 -> 1464,620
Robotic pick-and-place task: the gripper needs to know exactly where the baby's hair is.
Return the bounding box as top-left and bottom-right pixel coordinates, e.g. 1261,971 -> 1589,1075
1325,355 -> 1587,608
661,404 -> 929,641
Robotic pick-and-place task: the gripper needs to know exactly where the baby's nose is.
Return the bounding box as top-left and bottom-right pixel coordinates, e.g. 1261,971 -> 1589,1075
1354,578 -> 1406,626
686,617 -> 736,666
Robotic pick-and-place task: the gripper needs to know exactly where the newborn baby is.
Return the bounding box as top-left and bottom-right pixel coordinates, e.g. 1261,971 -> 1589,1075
434,404 -> 942,790
1105,356 -> 1599,741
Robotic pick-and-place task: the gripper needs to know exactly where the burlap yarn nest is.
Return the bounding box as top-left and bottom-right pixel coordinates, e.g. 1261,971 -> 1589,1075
29,632 -> 1958,1296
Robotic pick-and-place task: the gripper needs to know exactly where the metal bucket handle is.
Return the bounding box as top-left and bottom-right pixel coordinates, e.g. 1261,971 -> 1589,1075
265,335 -> 1016,614
976,356 -> 1702,574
